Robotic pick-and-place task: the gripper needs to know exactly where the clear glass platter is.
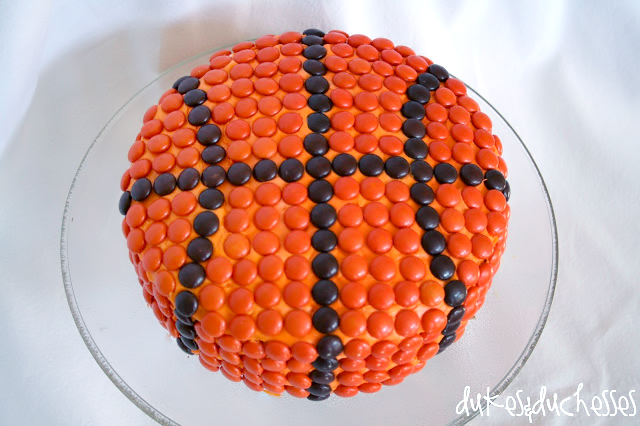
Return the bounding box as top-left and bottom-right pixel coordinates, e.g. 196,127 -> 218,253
61,48 -> 558,426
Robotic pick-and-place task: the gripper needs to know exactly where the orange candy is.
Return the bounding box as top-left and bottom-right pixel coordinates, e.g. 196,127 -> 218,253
212,102 -> 234,123
256,310 -> 283,336
206,257 -> 232,284
254,206 -> 279,230
368,283 -> 394,310
457,259 -> 480,286
201,312 -> 226,338
281,183 -> 305,205
176,147 -> 199,168
395,64 -> 417,81
341,310 -> 367,337
334,177 -> 359,200
255,183 -> 281,205
462,186 -> 484,208
226,120 -> 252,140
253,231 -> 280,255
341,254 -> 368,281
125,204 -> 146,228
160,93 -> 183,113
379,91 -> 402,112
363,202 -> 388,227
331,111 -> 355,131
171,128 -> 195,148
487,212 -> 507,236
167,219 -> 191,243
258,255 -> 284,281
228,288 -> 253,314
147,134 -> 171,153
341,282 -> 367,309
477,148 -> 499,170
452,142 -> 475,163
389,203 -> 415,228
278,112 -> 303,134
427,122 -> 449,140
339,228 -> 365,252
284,206 -> 309,230
162,245 -> 186,270
278,135 -> 303,158
282,93 -> 306,110
394,310 -> 420,336
367,311 -> 394,339
393,228 -> 420,254
283,255 -> 310,281
171,192 -> 196,216
342,357 -> 366,372
257,98 -> 282,118
421,309 -> 447,333
355,134 -> 378,153
425,103 -> 446,122
394,281 -> 420,306
354,91 -> 379,111
227,140 -> 252,161
485,189 -> 507,212
435,87 -> 456,106
151,153 -> 176,173
436,184 -> 461,207
254,282 -> 280,308
291,342 -> 317,363
337,372 -> 364,387
330,87 -> 353,107
279,73 -> 303,92
449,105 -> 471,124
229,315 -> 256,340
284,230 -> 311,254
447,233 -> 473,258
474,129 -> 496,149
284,310 -> 312,337
338,203 -> 363,227
129,159 -> 151,179
154,271 -> 175,297
429,141 -> 452,162
329,131 -> 355,152
420,281 -> 445,307
287,373 -> 312,390
140,119 -> 162,138
344,339 -> 371,360
233,259 -> 257,285
367,228 -> 393,254
199,285 -> 225,311
283,281 -> 310,308
385,180 -> 409,202
360,177 -> 385,201
141,248 -> 162,272
224,209 -> 250,232
464,208 -> 488,233
472,234 -> 493,259
370,256 -> 397,282
163,111 -> 185,131
354,113 -> 378,133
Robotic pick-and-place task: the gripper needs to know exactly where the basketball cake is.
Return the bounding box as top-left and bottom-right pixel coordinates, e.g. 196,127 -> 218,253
118,28 -> 511,401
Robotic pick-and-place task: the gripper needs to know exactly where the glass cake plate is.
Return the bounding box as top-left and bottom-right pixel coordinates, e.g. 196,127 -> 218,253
61,47 -> 558,426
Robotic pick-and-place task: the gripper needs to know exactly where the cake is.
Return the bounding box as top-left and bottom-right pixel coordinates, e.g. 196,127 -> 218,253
118,28 -> 511,401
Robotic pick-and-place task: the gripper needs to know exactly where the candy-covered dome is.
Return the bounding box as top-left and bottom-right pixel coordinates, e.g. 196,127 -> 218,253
119,28 -> 510,400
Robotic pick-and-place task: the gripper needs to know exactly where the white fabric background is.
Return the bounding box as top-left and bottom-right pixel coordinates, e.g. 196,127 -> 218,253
1,0 -> 639,424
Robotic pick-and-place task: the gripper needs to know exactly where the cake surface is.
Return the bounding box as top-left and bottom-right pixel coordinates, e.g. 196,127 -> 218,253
119,28 -> 511,400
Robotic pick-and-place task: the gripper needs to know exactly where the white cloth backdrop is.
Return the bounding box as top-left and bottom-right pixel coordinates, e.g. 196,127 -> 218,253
1,0 -> 639,424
